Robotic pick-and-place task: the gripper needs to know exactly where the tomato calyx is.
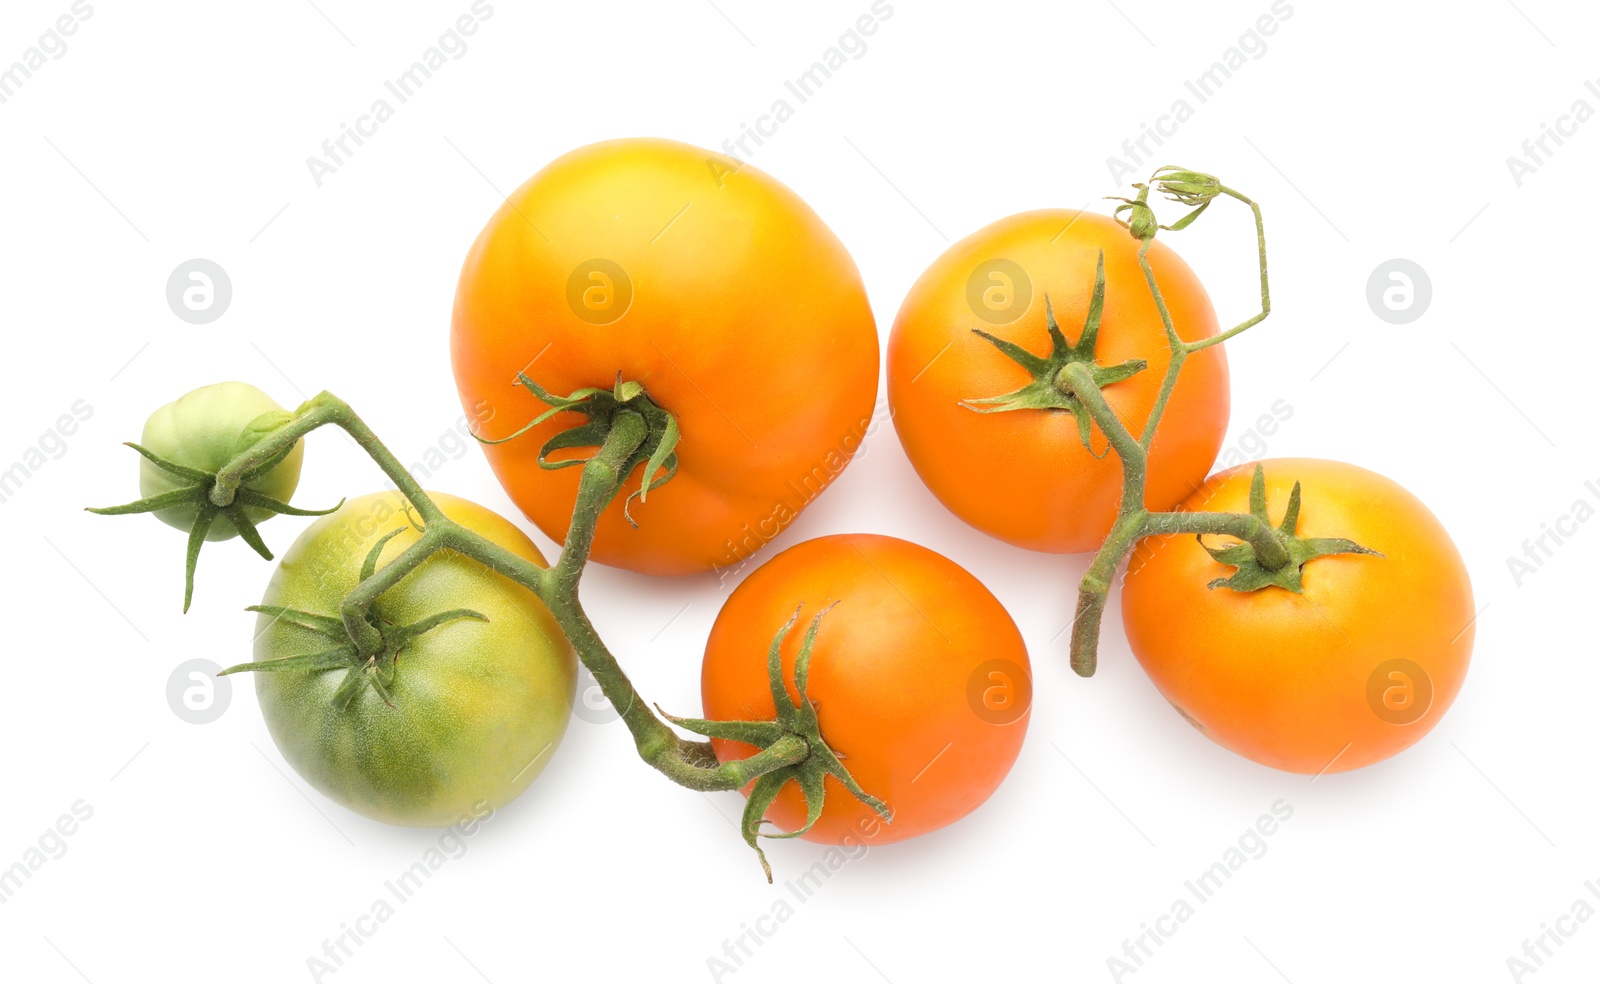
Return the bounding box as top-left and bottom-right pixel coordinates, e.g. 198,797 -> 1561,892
481,374 -> 679,527
88,440 -> 342,612
962,251 -> 1147,454
660,604 -> 892,882
220,529 -> 489,709
1197,464 -> 1382,593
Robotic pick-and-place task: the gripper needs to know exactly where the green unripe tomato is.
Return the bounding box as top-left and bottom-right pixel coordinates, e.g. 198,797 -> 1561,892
252,491 -> 577,826
139,381 -> 302,540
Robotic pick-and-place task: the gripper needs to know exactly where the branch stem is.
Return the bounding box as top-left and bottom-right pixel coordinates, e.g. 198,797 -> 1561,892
1057,173 -> 1279,675
209,390 -> 804,792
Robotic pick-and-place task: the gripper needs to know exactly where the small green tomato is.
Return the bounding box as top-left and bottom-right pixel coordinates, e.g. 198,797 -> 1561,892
139,381 -> 302,540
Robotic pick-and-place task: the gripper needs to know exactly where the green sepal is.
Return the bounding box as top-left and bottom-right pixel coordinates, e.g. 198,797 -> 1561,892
387,608 -> 488,646
961,251 -> 1147,454
234,488 -> 345,518
225,504 -> 273,562
182,506 -> 217,613
244,605 -> 347,639
1201,464 -> 1382,593
740,771 -> 790,882
123,442 -> 211,483
537,418 -> 615,470
88,442 -> 341,613
481,373 -> 683,528
219,645 -> 356,676
664,603 -> 893,882
330,663 -> 374,711
361,529 -> 407,583
229,601 -> 487,712
84,487 -> 197,516
1161,199 -> 1211,232
364,662 -> 397,708
657,709 -> 785,747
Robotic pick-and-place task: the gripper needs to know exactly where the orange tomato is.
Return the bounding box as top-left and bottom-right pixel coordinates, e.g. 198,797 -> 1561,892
887,210 -> 1228,553
701,534 -> 1030,845
1120,459 -> 1474,774
451,138 -> 878,576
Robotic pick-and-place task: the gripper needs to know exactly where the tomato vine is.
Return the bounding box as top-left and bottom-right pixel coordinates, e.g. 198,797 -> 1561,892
93,379 -> 889,879
962,167 -> 1375,676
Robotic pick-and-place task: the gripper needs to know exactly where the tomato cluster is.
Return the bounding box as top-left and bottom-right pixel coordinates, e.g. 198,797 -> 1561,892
100,138 -> 1472,870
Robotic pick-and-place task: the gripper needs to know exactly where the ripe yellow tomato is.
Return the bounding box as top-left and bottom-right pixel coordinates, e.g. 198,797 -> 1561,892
888,210 -> 1228,552
701,534 -> 1030,845
1121,459 -> 1474,774
452,138 -> 879,576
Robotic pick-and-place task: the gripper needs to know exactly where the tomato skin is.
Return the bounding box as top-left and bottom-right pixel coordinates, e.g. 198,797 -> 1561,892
140,382 -> 302,540
701,534 -> 1029,845
251,492 -> 576,826
1120,459 -> 1474,774
451,138 -> 879,576
887,210 -> 1228,553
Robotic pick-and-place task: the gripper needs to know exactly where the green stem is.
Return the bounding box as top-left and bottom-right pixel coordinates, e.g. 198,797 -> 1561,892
1056,362 -> 1145,487
1135,187 -> 1269,446
212,390 -> 807,793
214,393 -> 448,525
546,411 -> 647,592
1185,188 -> 1269,353
1145,510 -> 1288,569
340,531 -> 442,657
1135,238 -> 1188,451
212,400 -> 337,506
1057,174 -> 1278,676
1069,512 -> 1147,677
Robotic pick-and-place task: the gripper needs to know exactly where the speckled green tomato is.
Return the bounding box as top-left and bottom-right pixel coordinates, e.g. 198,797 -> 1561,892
251,491 -> 576,827
140,381 -> 302,540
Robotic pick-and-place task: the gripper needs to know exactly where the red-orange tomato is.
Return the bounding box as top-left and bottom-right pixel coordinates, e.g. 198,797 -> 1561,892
701,534 -> 1030,845
1121,459 -> 1474,774
888,210 -> 1228,553
452,138 -> 878,576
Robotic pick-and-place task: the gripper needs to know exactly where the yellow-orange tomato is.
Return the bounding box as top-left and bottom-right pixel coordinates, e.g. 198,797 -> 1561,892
452,138 -> 878,576
888,210 -> 1228,553
1121,459 -> 1474,774
701,534 -> 1030,845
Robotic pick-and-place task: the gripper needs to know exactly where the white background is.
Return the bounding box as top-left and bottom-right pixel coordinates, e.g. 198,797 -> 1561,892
1,1 -> 1594,981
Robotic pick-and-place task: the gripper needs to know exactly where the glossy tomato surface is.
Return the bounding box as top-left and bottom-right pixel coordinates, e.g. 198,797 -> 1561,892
252,491 -> 576,826
452,138 -> 879,575
888,210 -> 1228,553
1121,459 -> 1474,774
701,534 -> 1030,845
